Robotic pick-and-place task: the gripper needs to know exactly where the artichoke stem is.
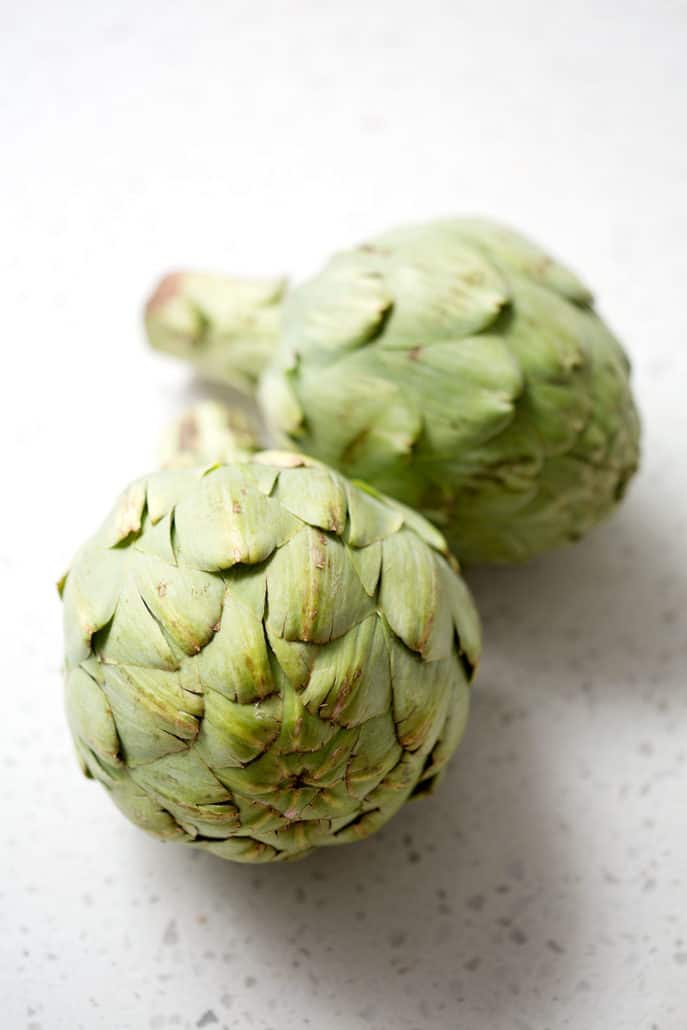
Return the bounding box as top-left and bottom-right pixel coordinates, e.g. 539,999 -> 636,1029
159,401 -> 261,469
144,270 -> 288,396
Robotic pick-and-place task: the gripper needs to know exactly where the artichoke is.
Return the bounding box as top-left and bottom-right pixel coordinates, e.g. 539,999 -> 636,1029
145,219 -> 640,564
59,448 -> 480,863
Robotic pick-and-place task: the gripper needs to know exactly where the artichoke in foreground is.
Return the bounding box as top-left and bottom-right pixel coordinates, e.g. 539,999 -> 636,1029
145,218 -> 640,564
59,448 -> 480,863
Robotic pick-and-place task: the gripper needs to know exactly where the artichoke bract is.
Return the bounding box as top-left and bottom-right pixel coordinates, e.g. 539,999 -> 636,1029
59,451 -> 480,863
146,219 -> 640,564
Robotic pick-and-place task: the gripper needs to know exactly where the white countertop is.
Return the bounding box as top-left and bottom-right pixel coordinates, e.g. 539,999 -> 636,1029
3,2 -> 686,1027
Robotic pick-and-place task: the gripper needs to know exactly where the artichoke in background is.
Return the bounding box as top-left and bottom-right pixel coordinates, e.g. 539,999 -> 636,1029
145,219 -> 640,564
59,445 -> 480,863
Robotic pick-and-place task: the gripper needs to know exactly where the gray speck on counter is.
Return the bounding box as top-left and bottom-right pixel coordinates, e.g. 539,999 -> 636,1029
162,920 -> 178,947
196,1011 -> 218,1028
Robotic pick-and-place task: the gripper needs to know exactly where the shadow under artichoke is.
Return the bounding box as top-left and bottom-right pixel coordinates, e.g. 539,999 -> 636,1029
121,681 -> 580,1028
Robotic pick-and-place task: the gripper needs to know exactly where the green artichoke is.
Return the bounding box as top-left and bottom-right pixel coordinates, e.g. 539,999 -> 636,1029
59,449 -> 480,863
145,219 -> 640,564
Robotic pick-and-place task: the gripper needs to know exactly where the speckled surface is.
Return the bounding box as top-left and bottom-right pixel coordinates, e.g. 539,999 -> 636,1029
3,2 -> 686,1028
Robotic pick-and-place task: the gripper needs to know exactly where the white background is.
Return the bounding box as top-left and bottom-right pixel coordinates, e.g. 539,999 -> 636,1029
2,2 -> 687,1028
